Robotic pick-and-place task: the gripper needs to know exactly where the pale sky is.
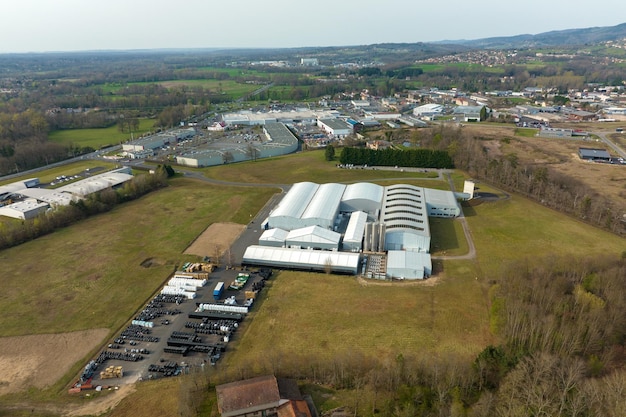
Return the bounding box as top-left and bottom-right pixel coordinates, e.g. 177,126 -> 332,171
1,0 -> 625,53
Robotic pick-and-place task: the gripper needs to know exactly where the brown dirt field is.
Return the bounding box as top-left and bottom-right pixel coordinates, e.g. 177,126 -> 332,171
0,329 -> 109,396
184,222 -> 246,258
465,125 -> 626,208
505,135 -> 626,203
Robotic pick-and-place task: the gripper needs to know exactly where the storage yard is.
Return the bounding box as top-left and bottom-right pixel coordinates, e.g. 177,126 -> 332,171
70,263 -> 272,393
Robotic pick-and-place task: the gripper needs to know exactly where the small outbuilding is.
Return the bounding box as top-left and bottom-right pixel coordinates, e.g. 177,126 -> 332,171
216,375 -> 312,417
386,250 -> 432,280
578,148 -> 611,162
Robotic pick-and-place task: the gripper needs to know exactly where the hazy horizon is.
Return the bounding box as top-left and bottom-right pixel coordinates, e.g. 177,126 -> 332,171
1,0 -> 625,53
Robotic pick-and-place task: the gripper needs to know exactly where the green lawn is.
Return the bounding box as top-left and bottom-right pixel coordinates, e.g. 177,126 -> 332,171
223,260 -> 492,375
514,127 -> 538,137
465,193 -> 625,277
430,218 -> 468,256
48,118 -> 156,149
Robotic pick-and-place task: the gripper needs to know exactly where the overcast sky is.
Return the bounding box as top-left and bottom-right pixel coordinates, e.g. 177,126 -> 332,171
1,0 -> 625,53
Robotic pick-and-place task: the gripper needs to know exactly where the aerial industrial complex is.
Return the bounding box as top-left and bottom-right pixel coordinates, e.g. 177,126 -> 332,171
243,181 -> 463,279
0,167 -> 133,220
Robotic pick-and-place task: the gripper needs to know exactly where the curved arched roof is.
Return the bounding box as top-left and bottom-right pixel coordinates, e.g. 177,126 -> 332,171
301,183 -> 345,222
270,182 -> 319,219
342,182 -> 384,204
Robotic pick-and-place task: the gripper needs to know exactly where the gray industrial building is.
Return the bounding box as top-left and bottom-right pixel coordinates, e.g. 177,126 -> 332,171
245,181 -> 462,279
578,148 -> 611,162
122,128 -> 195,152
176,122 -> 298,168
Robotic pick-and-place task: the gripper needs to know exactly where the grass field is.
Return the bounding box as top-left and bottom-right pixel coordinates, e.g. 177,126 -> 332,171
466,193 -> 625,277
222,259 -> 491,374
1,145 -> 625,415
48,119 -> 156,149
0,179 -> 277,337
514,127 -> 538,137
202,149 -> 443,184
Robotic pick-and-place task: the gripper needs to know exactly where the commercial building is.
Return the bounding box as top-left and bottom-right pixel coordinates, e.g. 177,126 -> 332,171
452,105 -> 484,122
413,103 -> 444,118
0,199 -> 48,220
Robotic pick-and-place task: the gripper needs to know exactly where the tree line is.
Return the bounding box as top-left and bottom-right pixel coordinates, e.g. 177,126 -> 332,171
339,146 -> 454,169
174,255 -> 625,417
416,125 -> 626,235
0,167 -> 170,250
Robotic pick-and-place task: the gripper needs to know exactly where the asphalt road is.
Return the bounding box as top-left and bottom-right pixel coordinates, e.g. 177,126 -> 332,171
593,130 -> 626,159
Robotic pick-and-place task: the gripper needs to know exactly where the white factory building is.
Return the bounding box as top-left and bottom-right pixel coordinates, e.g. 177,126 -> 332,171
0,167 -> 133,220
243,181 -> 462,279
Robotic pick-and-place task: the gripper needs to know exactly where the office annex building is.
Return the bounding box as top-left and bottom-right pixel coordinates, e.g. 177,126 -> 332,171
243,182 -> 461,279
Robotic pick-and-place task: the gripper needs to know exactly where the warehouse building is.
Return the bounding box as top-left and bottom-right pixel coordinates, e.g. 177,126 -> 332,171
340,182 -> 384,215
342,211 -> 368,252
0,168 -> 134,220
381,184 -> 430,252
386,250 -> 432,280
258,228 -> 289,247
286,225 -> 341,250
245,181 -> 462,279
424,188 -> 463,217
122,128 -> 195,152
57,167 -> 133,197
317,118 -> 353,137
0,199 -> 49,220
242,246 -> 361,274
176,122 -> 298,168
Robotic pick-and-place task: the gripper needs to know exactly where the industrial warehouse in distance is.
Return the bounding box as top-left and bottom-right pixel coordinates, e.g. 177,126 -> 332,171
243,181 -> 465,280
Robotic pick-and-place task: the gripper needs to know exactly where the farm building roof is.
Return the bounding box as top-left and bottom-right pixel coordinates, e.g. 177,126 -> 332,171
216,375 -> 303,417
